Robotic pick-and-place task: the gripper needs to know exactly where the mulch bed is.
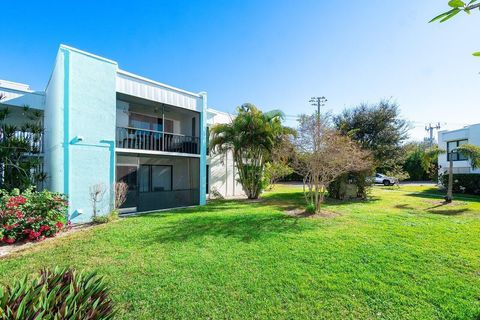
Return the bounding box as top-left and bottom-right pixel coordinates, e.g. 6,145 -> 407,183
0,223 -> 94,259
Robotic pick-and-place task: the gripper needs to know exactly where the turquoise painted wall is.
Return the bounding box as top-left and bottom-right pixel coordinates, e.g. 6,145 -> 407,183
45,45 -> 118,223
199,92 -> 207,205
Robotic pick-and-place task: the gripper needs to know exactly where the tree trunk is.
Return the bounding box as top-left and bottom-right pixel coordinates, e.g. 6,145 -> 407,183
446,158 -> 453,203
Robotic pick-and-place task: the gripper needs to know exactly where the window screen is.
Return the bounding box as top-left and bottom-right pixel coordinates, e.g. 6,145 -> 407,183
139,165 -> 150,192
152,166 -> 172,191
139,165 -> 173,192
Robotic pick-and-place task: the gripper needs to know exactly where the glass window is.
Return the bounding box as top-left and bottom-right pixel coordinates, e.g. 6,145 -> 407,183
139,165 -> 172,192
206,127 -> 210,156
206,165 -> 210,194
152,166 -> 172,191
447,139 -> 468,161
129,113 -> 163,131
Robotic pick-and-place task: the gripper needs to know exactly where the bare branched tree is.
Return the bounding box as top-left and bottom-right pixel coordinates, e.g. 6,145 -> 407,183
114,182 -> 128,210
293,114 -> 372,213
89,183 -> 106,218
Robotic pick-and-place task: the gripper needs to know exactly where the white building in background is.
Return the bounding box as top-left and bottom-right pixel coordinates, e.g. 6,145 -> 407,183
206,109 -> 245,198
438,123 -> 480,175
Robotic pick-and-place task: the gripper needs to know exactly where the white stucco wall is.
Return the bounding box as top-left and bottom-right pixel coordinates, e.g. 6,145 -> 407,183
206,108 -> 245,198
438,123 -> 480,174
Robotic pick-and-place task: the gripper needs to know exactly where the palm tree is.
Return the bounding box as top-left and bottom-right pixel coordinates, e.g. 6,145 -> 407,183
444,144 -> 480,202
209,103 -> 293,199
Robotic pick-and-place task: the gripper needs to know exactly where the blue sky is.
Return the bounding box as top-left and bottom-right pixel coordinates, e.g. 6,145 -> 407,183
1,0 -> 479,140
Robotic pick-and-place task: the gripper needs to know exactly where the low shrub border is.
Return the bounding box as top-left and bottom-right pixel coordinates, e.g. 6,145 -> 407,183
0,188 -> 69,245
440,173 -> 480,195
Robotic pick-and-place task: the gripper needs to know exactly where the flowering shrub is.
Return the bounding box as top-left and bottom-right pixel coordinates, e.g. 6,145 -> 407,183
0,188 -> 68,245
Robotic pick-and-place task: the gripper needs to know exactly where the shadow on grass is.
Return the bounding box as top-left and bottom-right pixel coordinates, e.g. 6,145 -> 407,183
324,197 -> 380,206
427,208 -> 470,216
404,188 -> 480,203
147,213 -> 314,244
394,204 -> 415,210
131,200 -> 255,218
393,200 -> 471,216
262,190 -> 379,210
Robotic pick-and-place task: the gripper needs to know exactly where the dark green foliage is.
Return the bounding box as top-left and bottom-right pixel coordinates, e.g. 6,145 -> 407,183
328,170 -> 373,200
0,103 -> 45,191
440,173 -> 480,195
0,267 -> 115,319
280,172 -> 303,182
402,142 -> 438,181
333,100 -> 409,173
403,148 -> 429,180
304,202 -> 316,214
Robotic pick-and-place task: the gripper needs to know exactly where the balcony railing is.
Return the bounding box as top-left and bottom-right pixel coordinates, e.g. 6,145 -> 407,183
116,126 -> 199,155
0,130 -> 44,154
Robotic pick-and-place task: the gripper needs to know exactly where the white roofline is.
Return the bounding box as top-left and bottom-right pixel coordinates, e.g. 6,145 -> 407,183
59,44 -> 118,65
207,107 -> 234,117
0,80 -> 45,96
439,126 -> 473,135
117,69 -> 201,98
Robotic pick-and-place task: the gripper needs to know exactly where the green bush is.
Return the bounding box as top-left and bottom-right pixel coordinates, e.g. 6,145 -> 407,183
92,210 -> 119,224
305,203 -> 316,214
328,170 -> 373,200
0,267 -> 115,319
440,173 -> 480,195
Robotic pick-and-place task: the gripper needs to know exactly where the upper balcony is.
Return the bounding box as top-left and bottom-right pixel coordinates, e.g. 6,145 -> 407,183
116,93 -> 200,156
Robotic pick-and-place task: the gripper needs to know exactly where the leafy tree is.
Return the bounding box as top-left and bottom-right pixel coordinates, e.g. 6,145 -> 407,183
402,142 -> 439,181
209,103 -> 293,199
333,100 -> 409,174
264,163 -> 293,190
0,96 -> 45,190
264,135 -> 295,190
430,0 -> 480,56
292,113 -> 372,213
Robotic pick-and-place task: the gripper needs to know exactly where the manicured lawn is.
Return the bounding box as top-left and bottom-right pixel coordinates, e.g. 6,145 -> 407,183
1,185 -> 479,319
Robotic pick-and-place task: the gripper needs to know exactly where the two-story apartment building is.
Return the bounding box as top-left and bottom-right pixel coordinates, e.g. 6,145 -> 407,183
0,45 -> 244,223
438,123 -> 480,175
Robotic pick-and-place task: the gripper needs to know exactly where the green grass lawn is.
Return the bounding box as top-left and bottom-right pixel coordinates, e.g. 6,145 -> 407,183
1,185 -> 479,319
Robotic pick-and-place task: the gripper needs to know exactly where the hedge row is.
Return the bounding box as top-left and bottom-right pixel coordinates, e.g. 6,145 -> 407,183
440,173 -> 480,195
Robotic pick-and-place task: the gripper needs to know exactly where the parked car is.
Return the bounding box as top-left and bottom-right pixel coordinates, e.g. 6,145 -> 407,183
371,173 -> 396,186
